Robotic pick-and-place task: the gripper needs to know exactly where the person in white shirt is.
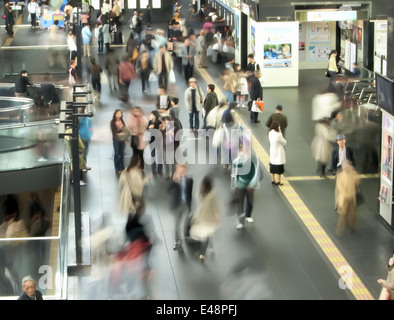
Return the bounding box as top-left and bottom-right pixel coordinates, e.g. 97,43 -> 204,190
101,0 -> 111,16
67,32 -> 77,60
268,121 -> 287,186
28,0 -> 39,28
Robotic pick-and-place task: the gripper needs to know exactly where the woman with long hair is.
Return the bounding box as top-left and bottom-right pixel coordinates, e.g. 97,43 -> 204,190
110,109 -> 129,175
119,153 -> 152,215
189,175 -> 220,262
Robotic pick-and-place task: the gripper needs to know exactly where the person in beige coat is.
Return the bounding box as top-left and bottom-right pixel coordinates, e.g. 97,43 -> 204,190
189,176 -> 220,262
128,106 -> 148,170
335,160 -> 361,236
119,153 -> 152,215
153,46 -> 174,91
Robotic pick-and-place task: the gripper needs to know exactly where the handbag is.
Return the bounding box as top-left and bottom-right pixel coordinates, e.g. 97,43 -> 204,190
212,127 -> 223,148
325,69 -> 330,78
251,100 -> 264,113
68,67 -> 76,85
168,69 -> 176,84
148,72 -> 157,82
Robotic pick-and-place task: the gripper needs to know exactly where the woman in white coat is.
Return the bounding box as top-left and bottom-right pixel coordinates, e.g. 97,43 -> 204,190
268,121 -> 287,186
189,176 -> 220,262
119,153 -> 152,215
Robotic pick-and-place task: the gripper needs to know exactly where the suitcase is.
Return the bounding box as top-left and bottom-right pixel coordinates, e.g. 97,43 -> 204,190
112,31 -> 123,44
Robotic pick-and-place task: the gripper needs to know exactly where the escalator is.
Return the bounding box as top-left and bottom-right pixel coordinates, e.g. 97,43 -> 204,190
0,96 -> 71,300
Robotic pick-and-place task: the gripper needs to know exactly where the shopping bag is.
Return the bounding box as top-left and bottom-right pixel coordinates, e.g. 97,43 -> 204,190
212,127 -> 223,148
251,100 -> 264,113
168,69 -> 176,84
148,72 -> 157,82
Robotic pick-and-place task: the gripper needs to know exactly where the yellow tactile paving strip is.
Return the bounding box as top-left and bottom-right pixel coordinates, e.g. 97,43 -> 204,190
197,67 -> 375,300
3,13 -> 23,47
47,186 -> 62,296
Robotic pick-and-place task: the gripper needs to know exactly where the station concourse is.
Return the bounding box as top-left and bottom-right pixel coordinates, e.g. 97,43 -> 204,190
0,0 -> 393,301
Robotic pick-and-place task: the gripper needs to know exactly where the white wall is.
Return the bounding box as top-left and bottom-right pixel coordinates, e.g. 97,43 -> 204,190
252,21 -> 299,87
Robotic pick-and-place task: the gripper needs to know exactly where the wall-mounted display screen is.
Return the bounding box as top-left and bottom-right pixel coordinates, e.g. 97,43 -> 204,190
376,73 -> 394,115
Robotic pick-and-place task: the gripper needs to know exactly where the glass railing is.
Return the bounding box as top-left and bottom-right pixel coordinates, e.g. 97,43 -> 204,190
0,97 -> 35,125
0,120 -> 64,170
0,159 -> 70,300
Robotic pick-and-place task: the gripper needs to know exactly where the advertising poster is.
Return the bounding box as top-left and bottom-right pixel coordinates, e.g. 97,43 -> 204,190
309,22 -> 330,42
235,14 -> 239,50
309,45 -> 330,61
263,27 -> 292,68
251,25 -> 255,55
382,131 -> 393,185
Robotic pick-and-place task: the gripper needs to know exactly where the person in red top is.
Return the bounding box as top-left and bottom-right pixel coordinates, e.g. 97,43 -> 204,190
119,55 -> 137,104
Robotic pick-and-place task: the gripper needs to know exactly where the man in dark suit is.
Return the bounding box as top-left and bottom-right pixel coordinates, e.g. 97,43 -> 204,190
5,5 -> 15,37
249,69 -> 263,123
168,163 -> 194,251
331,134 -> 356,175
17,276 -> 44,300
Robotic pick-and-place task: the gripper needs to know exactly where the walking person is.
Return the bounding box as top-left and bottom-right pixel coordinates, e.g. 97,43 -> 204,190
153,45 -> 174,91
268,121 -> 287,186
28,0 -> 39,29
147,110 -> 163,176
334,160 -> 361,236
142,4 -> 152,26
189,176 -> 220,262
78,115 -> 93,172
128,106 -> 148,171
102,18 -> 111,54
180,37 -> 196,84
88,57 -> 103,100
327,49 -> 339,92
202,84 -> 218,130
168,163 -> 194,252
119,153 -> 152,215
5,5 -> 15,37
67,31 -> 77,60
81,24 -> 92,58
311,118 -> 337,177
331,134 -> 357,176
249,69 -> 263,123
110,109 -> 129,175
119,55 -> 137,104
136,50 -> 153,93
105,50 -> 119,92
221,102 -> 240,170
184,77 -> 204,132
95,22 -> 104,55
156,85 -> 172,116
232,140 -> 262,230
196,30 -> 207,68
